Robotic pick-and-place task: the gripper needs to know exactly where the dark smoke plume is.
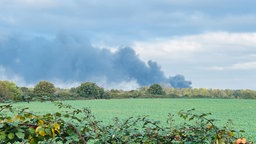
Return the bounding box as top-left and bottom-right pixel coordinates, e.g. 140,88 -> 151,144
0,34 -> 192,88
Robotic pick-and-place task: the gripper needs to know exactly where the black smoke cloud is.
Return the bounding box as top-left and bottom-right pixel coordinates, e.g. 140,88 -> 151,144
0,34 -> 191,88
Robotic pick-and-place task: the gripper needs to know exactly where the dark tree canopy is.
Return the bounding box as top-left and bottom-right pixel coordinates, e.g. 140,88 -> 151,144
76,82 -> 105,99
33,81 -> 56,96
147,84 -> 166,95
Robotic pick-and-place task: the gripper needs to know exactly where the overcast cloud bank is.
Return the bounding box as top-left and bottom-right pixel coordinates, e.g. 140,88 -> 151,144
0,0 -> 256,89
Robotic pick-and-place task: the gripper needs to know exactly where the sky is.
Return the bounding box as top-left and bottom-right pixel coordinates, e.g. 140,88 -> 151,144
0,0 -> 256,90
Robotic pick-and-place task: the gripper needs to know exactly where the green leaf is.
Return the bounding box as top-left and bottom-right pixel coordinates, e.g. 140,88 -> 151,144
45,128 -> 52,135
12,122 -> 19,127
28,127 -> 35,134
0,132 -> 6,140
17,128 -> 25,133
7,132 -> 15,140
55,112 -> 62,117
16,131 -> 25,139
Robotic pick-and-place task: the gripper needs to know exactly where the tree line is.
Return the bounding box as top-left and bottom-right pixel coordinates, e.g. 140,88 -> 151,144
0,80 -> 256,102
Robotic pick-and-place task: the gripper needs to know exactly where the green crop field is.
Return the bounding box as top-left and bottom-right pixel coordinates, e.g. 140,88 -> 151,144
13,98 -> 256,141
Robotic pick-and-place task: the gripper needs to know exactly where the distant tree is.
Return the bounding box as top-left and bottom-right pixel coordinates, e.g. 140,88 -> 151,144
108,89 -> 119,98
0,82 -> 8,102
33,81 -> 56,97
20,87 -> 29,94
20,87 -> 34,102
76,82 -> 105,99
0,81 -> 22,101
147,84 -> 166,95
241,89 -> 256,99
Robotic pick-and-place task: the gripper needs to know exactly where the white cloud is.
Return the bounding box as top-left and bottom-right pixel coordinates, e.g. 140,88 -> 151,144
47,76 -> 140,90
190,32 -> 256,49
133,37 -> 201,61
209,61 -> 256,71
132,32 -> 256,89
133,32 -> 256,63
0,65 -> 26,86
99,80 -> 140,91
231,61 -> 256,70
50,80 -> 81,89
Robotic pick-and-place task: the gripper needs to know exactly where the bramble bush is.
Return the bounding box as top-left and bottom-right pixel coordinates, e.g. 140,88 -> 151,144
0,102 -> 252,144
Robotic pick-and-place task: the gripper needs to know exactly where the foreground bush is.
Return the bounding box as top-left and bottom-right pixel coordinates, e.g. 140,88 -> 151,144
0,102 -> 252,143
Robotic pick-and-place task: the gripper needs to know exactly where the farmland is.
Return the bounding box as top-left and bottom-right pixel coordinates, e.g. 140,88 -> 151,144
13,98 -> 256,141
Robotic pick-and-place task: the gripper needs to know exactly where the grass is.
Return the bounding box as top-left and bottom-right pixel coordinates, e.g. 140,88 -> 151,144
13,98 -> 256,141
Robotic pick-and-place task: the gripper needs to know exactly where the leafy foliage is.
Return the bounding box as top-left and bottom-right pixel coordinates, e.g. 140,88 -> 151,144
0,102 -> 252,143
147,83 -> 166,95
0,81 -> 22,102
1,80 -> 256,102
76,82 -> 107,99
33,81 -> 56,97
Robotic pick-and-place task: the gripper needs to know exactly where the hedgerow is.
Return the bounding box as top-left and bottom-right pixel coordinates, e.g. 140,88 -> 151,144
0,102 -> 252,143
